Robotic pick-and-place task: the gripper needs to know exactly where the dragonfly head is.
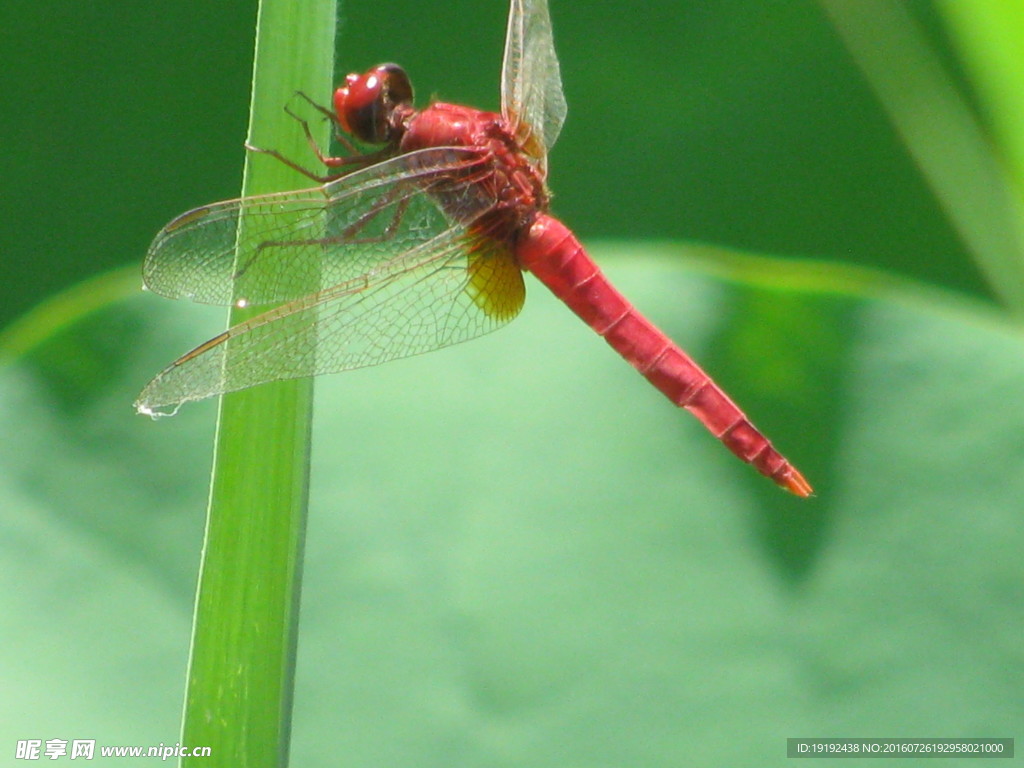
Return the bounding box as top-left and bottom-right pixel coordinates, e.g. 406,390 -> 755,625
334,63 -> 414,146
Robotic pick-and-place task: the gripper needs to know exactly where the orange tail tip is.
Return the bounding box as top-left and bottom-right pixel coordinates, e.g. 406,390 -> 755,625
777,466 -> 814,498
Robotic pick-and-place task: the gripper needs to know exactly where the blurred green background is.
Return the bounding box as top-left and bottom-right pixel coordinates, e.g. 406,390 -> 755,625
2,0 -> 1022,765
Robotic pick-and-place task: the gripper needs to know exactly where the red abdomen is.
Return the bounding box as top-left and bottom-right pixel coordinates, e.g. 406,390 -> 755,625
516,214 -> 811,496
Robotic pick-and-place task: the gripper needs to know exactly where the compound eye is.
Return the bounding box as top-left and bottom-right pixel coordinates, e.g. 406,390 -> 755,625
333,63 -> 413,144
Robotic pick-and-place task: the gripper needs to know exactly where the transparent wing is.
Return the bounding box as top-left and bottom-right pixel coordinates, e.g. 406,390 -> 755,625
500,0 -> 567,167
143,147 -> 494,306
136,229 -> 526,413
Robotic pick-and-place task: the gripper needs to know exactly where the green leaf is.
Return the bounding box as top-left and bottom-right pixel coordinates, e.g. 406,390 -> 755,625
2,243 -> 1020,765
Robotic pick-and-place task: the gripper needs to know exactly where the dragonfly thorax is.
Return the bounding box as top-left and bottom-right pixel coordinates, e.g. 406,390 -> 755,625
402,102 -> 549,240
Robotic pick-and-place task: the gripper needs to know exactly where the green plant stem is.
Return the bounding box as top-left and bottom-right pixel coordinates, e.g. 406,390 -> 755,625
938,1 -> 1024,201
180,0 -> 335,765
821,0 -> 1024,316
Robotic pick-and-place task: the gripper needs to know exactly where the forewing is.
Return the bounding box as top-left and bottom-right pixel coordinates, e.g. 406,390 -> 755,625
142,147 -> 490,306
135,229 -> 526,413
500,0 -> 567,165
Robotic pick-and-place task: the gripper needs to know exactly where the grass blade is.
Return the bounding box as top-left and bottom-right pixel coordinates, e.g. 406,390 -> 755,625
938,1 -> 1024,197
180,0 -> 336,765
821,0 -> 1024,315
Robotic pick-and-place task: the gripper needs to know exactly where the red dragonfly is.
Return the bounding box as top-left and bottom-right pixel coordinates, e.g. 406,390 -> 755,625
136,0 -> 811,496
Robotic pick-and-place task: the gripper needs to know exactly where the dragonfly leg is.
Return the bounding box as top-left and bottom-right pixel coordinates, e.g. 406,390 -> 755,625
346,193 -> 411,242
232,186 -> 413,281
243,142 -> 341,183
283,102 -> 362,166
244,93 -> 396,184
243,140 -> 389,184
292,90 -> 338,123
292,91 -> 360,155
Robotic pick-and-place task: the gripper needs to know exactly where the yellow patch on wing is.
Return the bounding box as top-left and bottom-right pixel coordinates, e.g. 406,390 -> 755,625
465,235 -> 526,322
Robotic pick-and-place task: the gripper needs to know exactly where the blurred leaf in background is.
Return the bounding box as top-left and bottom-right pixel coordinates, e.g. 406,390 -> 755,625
1,249 -> 1021,765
